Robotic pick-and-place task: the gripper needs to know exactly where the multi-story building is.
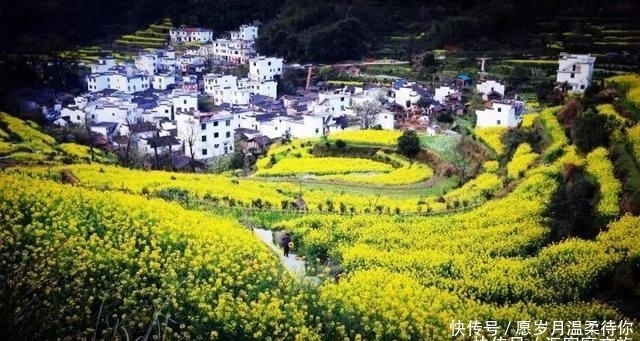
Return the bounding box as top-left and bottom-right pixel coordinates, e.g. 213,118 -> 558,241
556,53 -> 596,93
175,110 -> 236,159
249,56 -> 283,82
90,57 -> 117,74
475,100 -> 525,128
230,24 -> 259,42
86,68 -> 151,94
169,27 -> 213,44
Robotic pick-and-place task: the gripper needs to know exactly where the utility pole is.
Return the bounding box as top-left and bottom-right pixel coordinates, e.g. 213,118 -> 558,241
476,57 -> 491,80
305,65 -> 313,91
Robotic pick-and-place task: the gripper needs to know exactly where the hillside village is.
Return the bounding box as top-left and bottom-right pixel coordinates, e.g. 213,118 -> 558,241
6,12 -> 640,341
19,21 -> 597,171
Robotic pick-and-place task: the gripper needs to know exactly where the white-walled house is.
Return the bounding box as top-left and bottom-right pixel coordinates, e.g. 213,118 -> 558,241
475,100 -> 525,128
85,99 -> 139,124
152,73 -> 176,90
242,79 -> 277,99
476,80 -> 505,100
249,56 -> 283,82
141,99 -> 173,123
176,111 -> 236,159
170,90 -> 198,114
86,72 -> 151,94
556,53 -> 596,93
90,57 -> 116,74
170,27 -> 213,44
59,107 -> 86,126
394,85 -> 421,108
200,39 -> 255,64
376,110 -> 395,130
135,53 -> 159,75
434,86 -> 457,104
230,24 -> 259,41
313,92 -> 351,116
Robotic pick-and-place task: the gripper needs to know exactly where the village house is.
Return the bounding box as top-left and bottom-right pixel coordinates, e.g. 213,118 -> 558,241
230,24 -> 259,42
91,57 -> 117,74
86,66 -> 151,94
434,86 -> 459,104
475,100 -> 525,128
476,80 -> 505,101
169,27 -> 213,44
556,53 -> 596,93
175,110 -> 236,159
249,56 -> 283,82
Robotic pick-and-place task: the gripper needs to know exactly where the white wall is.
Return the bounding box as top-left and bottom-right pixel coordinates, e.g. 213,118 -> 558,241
175,112 -> 236,159
394,86 -> 420,108
376,111 -> 395,130
476,80 -> 505,100
475,102 -> 520,128
90,57 -> 116,73
135,54 -> 158,75
556,53 -> 596,93
60,107 -> 86,125
86,73 -> 150,94
152,74 -> 175,90
171,92 -> 198,114
249,56 -> 283,82
434,86 -> 455,104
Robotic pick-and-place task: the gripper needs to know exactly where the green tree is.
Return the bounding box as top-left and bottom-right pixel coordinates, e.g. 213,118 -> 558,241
543,165 -> 599,241
574,109 -> 612,153
397,130 -> 421,159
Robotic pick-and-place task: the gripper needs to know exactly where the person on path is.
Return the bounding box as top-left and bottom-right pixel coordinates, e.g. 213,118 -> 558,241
281,233 -> 291,257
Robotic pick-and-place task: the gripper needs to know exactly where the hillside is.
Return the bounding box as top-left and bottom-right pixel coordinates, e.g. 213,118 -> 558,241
1,72 -> 640,339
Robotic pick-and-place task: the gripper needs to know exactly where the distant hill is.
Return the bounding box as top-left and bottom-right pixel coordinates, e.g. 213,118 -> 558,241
2,0 -> 638,59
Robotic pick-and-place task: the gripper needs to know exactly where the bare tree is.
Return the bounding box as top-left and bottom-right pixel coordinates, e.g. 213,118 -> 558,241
184,124 -> 197,172
84,112 -> 95,162
352,101 -> 381,129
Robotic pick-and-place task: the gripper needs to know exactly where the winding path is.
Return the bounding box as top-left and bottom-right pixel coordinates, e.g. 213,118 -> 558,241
253,228 -> 309,280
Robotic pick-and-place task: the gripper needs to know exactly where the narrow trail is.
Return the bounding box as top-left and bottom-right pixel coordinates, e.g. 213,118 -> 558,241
253,228 -> 320,285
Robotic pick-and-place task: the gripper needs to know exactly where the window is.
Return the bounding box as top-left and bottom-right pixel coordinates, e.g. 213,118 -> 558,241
201,123 -> 206,130
268,61 -> 271,66
570,73 -> 575,78
225,120 -> 230,126
184,100 -> 187,104
496,120 -> 501,125
572,64 -> 576,71
214,144 -> 219,148
497,108 -> 502,112
580,85 -> 586,90
201,135 -> 207,142
214,121 -> 218,126
214,132 -> 219,138
202,148 -> 208,155
77,115 -> 80,121
315,128 -> 319,133
226,131 -> 231,138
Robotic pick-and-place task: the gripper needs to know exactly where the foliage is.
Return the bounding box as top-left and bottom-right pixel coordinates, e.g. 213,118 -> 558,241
327,130 -> 402,147
544,165 -> 599,242
474,126 -> 507,157
397,130 -> 421,159
0,174 -> 319,340
255,157 -> 393,177
585,147 -> 621,220
520,113 -> 538,129
506,143 -> 539,179
574,109 -> 613,153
